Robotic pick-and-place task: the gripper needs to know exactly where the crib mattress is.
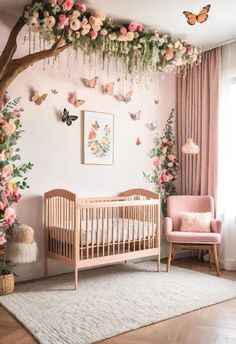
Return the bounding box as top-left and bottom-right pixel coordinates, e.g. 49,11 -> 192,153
49,218 -> 156,246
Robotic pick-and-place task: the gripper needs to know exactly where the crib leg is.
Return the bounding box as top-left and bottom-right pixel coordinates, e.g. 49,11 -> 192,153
157,254 -> 161,272
44,256 -> 48,277
74,267 -> 78,290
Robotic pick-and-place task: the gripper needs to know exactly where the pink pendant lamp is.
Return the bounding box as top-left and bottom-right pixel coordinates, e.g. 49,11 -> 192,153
181,138 -> 199,154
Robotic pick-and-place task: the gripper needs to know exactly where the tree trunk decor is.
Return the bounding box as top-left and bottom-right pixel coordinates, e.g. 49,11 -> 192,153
0,0 -> 201,103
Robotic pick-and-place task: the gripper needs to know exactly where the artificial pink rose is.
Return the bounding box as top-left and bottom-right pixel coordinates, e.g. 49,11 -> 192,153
95,10 -> 106,21
44,11 -> 49,17
162,34 -> 169,40
100,28 -> 108,36
59,14 -> 66,21
75,31 -> 80,39
81,24 -> 91,35
167,154 -> 176,161
44,16 -> 56,28
1,165 -> 13,180
13,190 -> 22,202
92,21 -> 101,32
165,48 -> 174,61
62,0 -> 74,12
70,18 -> 81,30
160,174 -> 170,183
3,119 -> 16,136
58,16 -> 69,29
128,22 -> 137,32
90,30 -> 97,40
120,26 -> 127,35
4,207 -> 16,226
0,201 -> 4,210
186,46 -> 194,55
81,18 -> 88,28
126,31 -> 134,41
0,235 -> 6,246
153,158 -> 162,167
137,24 -> 144,33
77,3 -> 86,13
0,117 -> 5,125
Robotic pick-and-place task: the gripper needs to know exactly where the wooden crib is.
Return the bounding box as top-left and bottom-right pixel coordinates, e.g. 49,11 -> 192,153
44,188 -> 161,288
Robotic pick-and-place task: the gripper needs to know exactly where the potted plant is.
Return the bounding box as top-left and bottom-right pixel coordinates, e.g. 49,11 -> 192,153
0,96 -> 33,294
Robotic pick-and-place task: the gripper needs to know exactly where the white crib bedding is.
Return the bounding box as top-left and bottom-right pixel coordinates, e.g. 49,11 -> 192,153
49,218 -> 156,246
80,218 -> 156,246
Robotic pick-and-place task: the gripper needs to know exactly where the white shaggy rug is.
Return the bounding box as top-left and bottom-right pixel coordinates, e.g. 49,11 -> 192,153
1,262 -> 236,344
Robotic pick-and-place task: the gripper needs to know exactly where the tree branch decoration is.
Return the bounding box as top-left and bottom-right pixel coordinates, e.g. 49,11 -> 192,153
0,0 -> 201,103
144,109 -> 178,215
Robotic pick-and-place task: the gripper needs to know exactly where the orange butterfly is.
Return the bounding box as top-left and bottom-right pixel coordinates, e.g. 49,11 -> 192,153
183,4 -> 211,25
92,121 -> 100,130
102,82 -> 114,95
69,92 -> 85,108
136,137 -> 141,145
31,91 -> 47,105
83,76 -> 99,88
115,90 -> 133,103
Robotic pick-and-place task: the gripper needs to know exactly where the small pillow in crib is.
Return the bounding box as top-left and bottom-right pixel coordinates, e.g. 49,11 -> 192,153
180,212 -> 211,233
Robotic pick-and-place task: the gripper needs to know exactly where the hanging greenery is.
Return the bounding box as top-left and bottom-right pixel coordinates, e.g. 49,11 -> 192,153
144,109 -> 178,215
24,0 -> 201,76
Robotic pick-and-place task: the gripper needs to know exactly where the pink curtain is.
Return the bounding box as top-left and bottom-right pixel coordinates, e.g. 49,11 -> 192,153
176,47 -> 221,199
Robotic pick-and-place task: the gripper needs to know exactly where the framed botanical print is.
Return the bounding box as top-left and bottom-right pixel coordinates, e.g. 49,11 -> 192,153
83,110 -> 114,165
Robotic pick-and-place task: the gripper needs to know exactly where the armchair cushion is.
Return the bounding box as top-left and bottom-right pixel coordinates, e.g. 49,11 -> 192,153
180,212 -> 211,233
166,231 -> 221,244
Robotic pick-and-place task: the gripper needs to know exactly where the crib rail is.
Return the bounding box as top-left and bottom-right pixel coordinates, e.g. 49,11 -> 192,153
78,199 -> 159,261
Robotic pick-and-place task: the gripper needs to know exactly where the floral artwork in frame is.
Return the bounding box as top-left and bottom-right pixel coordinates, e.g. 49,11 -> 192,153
83,110 -> 114,165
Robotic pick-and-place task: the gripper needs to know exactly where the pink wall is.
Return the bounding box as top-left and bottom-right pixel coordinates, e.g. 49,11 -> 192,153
1,12 -> 176,280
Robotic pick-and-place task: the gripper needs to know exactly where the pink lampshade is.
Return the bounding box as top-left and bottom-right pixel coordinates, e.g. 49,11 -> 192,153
181,138 -> 199,154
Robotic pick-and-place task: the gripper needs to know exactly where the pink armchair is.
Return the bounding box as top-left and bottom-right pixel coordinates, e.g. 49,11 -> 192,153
164,195 -> 223,276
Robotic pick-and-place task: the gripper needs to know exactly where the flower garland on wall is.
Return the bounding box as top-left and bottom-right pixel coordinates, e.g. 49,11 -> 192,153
24,0 -> 201,78
144,109 -> 178,215
0,98 -> 33,274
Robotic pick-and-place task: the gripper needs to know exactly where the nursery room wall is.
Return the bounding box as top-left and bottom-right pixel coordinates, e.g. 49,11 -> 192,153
0,12 -> 176,281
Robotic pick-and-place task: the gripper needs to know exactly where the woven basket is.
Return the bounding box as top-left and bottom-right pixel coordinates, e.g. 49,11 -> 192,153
0,273 -> 14,295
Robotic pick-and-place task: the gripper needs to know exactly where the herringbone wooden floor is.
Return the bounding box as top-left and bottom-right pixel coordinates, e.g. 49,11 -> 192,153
0,258 -> 236,344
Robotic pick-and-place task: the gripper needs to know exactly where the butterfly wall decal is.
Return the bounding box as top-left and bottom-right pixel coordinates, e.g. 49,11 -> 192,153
102,82 -> 114,95
62,108 -> 78,126
83,76 -> 99,88
114,90 -> 133,103
136,137 -> 141,145
154,99 -> 159,105
183,4 -> 211,25
69,92 -> 85,108
129,110 -> 141,121
146,120 -> 158,131
31,91 -> 47,105
51,89 -> 58,94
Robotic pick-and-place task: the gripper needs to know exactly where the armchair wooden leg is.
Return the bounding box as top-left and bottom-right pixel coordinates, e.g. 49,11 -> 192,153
212,244 -> 220,276
209,247 -> 213,269
167,243 -> 173,272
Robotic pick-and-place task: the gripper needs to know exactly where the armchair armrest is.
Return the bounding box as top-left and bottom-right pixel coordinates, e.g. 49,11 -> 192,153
210,219 -> 223,234
163,217 -> 173,239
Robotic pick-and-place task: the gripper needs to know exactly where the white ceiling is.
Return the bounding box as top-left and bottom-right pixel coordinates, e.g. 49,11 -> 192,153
0,0 -> 236,50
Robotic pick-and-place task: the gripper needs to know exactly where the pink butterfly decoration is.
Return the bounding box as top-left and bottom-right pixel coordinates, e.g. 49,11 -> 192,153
102,82 -> 114,95
69,92 -> 85,108
154,99 -> 159,105
83,76 -> 99,88
114,90 -> 133,103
